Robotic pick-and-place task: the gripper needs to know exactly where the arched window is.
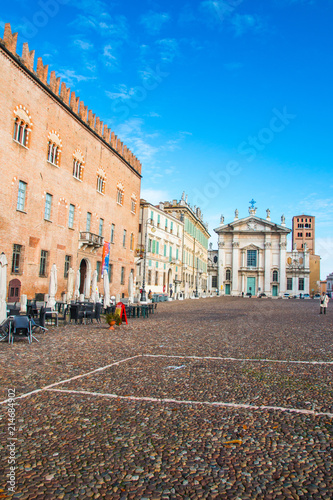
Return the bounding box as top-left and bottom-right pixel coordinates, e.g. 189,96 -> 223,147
47,131 -> 62,166
131,193 -> 137,213
73,149 -> 85,180
117,182 -> 124,205
96,167 -> 106,194
273,270 -> 278,282
226,269 -> 231,280
13,106 -> 32,147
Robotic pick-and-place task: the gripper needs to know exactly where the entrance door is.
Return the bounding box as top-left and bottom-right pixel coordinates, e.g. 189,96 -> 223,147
225,284 -> 230,295
272,285 -> 278,297
79,259 -> 87,294
247,277 -> 256,295
8,279 -> 21,302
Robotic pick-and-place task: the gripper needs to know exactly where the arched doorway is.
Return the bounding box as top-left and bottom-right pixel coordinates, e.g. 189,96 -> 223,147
168,269 -> 172,296
79,260 -> 86,295
79,259 -> 91,297
8,279 -> 21,302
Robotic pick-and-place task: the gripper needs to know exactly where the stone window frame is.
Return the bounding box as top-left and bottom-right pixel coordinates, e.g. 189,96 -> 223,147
117,182 -> 124,206
13,105 -> 32,148
47,131 -> 62,167
131,193 -> 137,214
73,149 -> 85,181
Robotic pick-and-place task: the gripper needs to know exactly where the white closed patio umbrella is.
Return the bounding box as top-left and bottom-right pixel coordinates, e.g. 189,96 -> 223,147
128,271 -> 134,303
67,268 -> 75,303
74,270 -> 80,301
47,263 -> 57,310
0,253 -> 8,323
103,269 -> 110,308
83,268 -> 91,299
90,270 -> 99,303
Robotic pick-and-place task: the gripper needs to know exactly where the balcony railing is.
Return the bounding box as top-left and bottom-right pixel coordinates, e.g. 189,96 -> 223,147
79,231 -> 104,251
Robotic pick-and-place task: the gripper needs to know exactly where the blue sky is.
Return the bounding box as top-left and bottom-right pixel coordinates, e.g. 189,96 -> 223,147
1,0 -> 333,279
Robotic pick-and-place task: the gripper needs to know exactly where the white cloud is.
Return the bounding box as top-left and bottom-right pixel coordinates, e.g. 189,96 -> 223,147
155,38 -> 179,63
56,69 -> 97,87
106,84 -> 137,101
141,188 -> 170,204
140,11 -> 170,34
73,39 -> 94,51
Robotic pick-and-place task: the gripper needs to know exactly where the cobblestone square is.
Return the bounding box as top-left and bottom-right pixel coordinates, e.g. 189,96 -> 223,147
1,297 -> 332,499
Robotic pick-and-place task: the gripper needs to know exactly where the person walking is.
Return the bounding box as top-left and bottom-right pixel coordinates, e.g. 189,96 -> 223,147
320,293 -> 329,314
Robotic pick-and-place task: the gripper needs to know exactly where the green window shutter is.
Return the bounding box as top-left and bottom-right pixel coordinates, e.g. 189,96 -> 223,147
156,241 -> 159,254
169,247 -> 172,261
152,240 -> 156,254
176,248 -> 179,260
164,244 -> 167,257
157,214 -> 160,224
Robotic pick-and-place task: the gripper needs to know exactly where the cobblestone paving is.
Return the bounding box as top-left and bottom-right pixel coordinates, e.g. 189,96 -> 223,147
0,297 -> 332,499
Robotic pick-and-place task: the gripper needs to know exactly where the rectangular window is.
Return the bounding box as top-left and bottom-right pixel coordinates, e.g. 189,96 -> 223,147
148,239 -> 152,253
121,266 -> 125,285
212,276 -> 218,288
123,230 -> 127,248
64,255 -> 71,278
152,240 -> 156,254
299,278 -> 304,291
131,199 -> 136,213
287,278 -> 293,290
247,250 -> 257,267
130,233 -> 134,251
156,241 -> 159,254
148,270 -> 152,286
99,218 -> 104,237
170,221 -> 173,233
108,263 -> 113,283
44,193 -> 52,220
12,244 -> 22,274
17,181 -> 27,211
155,271 -> 158,285
86,212 -> 91,232
157,214 -> 160,227
96,261 -> 101,281
165,219 -> 168,229
169,246 -> 172,262
150,210 -> 154,221
39,250 -> 48,277
176,248 -> 179,260
111,224 -> 115,243
68,204 -> 75,229
164,244 -> 167,257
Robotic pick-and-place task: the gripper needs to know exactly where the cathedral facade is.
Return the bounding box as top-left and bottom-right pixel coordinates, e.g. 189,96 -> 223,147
214,204 -> 310,297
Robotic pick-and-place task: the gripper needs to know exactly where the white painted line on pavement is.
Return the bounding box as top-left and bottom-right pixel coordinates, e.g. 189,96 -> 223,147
0,355 -> 142,406
46,388 -> 333,418
144,354 -> 333,365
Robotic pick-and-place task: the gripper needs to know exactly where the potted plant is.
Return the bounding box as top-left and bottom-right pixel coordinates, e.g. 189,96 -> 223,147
106,312 -> 122,330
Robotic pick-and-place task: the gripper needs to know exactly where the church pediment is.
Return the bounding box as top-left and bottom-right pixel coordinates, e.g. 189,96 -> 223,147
214,216 -> 291,234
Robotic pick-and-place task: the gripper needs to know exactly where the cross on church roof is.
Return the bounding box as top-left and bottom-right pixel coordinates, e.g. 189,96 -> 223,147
249,198 -> 256,209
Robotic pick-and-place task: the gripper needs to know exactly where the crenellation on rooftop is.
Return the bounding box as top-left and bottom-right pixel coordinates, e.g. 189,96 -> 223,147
36,57 -> 48,85
70,91 -> 80,114
21,42 -> 35,72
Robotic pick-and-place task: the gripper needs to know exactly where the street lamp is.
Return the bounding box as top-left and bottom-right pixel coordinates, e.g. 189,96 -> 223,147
141,218 -> 155,302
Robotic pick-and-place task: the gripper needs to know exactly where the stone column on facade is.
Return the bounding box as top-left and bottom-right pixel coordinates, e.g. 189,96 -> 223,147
264,240 -> 272,295
232,240 -> 239,295
218,239 -> 225,294
258,249 -> 264,292
279,239 -> 287,294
